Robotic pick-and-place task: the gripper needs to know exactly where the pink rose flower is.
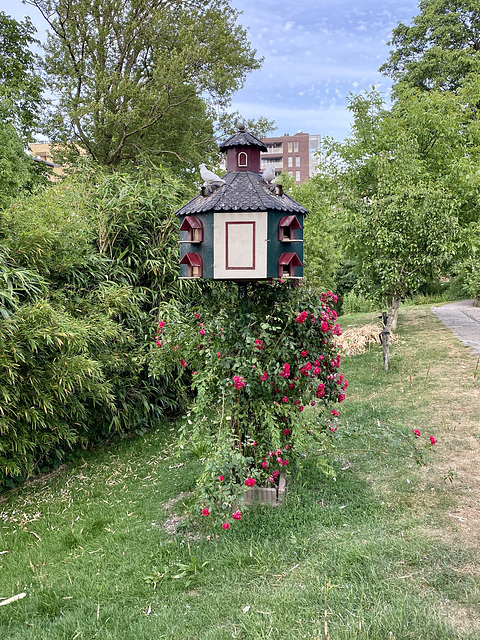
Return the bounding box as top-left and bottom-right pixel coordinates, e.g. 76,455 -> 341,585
282,459 -> 289,466
244,477 -> 256,487
219,475 -> 224,481
233,376 -> 246,390
279,363 -> 291,378
301,350 -> 308,357
260,371 -> 268,381
180,359 -> 187,367
331,409 -> 339,417
158,321 -> 166,329
412,429 -> 421,438
283,428 -> 291,435
282,396 -> 288,403
269,476 -> 274,483
232,511 -> 242,520
202,508 -> 210,516
222,522 -> 230,530
199,328 -> 205,336
262,461 -> 268,469
429,435 -> 436,445
272,470 -> 279,478
276,456 -> 282,463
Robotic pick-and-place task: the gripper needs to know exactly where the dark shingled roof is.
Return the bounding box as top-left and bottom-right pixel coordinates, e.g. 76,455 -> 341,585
219,131 -> 267,152
175,171 -> 308,216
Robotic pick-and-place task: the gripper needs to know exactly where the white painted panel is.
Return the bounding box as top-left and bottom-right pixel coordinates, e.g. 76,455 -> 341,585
226,222 -> 255,269
214,211 -> 267,279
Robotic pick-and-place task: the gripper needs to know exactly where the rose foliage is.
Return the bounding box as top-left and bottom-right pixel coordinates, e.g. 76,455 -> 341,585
150,281 -> 347,529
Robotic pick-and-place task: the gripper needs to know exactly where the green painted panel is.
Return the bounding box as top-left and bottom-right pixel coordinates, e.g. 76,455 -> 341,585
179,212 -> 214,279
267,211 -> 304,278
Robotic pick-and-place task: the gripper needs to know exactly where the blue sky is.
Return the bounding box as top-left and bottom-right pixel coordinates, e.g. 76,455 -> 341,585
229,0 -> 421,139
6,0 -> 421,141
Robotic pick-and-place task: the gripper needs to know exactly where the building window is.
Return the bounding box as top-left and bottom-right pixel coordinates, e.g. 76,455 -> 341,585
238,151 -> 248,167
288,142 -> 293,152
179,216 -> 203,243
278,215 -> 301,242
295,156 -> 300,167
294,142 -> 299,152
288,156 -> 293,167
296,171 -> 301,182
266,142 -> 283,153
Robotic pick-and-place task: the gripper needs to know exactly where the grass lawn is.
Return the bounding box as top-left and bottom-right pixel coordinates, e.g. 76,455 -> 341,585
1,305 -> 479,639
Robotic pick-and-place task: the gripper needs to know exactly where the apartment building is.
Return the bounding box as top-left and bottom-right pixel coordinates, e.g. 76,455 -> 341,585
29,143 -> 63,180
260,133 -> 322,184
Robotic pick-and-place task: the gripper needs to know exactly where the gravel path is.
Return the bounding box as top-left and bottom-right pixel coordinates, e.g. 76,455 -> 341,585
432,299 -> 480,356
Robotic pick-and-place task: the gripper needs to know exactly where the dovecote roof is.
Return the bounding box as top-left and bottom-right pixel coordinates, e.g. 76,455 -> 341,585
219,130 -> 268,152
175,171 -> 308,216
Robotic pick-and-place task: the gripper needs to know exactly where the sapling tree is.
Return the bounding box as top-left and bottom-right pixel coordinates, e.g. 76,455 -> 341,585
319,87 -> 480,329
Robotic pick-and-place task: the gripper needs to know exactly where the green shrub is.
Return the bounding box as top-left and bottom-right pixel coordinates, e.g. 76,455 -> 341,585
0,301 -> 114,483
150,282 -> 347,528
0,168 -> 197,487
341,290 -> 377,314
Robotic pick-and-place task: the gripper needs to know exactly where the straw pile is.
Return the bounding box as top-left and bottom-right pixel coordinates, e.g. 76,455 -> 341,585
340,323 -> 395,356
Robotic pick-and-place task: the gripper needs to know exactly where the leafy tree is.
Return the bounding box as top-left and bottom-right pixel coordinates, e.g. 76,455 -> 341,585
0,117 -> 47,207
291,177 -> 340,290
380,0 -> 480,93
0,12 -> 44,139
321,87 -> 480,328
27,0 -> 262,172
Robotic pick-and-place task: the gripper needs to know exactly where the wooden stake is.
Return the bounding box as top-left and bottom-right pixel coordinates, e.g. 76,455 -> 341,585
0,593 -> 26,606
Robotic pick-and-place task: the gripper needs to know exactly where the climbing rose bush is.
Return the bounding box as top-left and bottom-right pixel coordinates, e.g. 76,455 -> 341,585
150,280 -> 347,529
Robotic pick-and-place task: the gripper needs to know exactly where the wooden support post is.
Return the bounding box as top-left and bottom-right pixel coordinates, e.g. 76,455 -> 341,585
379,311 -> 390,372
379,330 -> 390,372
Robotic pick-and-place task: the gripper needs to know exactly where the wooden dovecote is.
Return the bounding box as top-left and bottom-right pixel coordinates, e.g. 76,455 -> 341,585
175,124 -> 308,280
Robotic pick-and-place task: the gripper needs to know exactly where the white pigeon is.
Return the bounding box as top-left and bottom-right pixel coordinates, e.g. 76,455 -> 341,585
262,166 -> 276,184
199,163 -> 225,185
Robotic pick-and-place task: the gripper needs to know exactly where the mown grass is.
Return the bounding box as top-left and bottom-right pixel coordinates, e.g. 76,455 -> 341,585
1,305 -> 479,639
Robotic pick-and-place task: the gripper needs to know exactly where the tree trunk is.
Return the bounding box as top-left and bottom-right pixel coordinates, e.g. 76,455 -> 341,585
386,294 -> 401,332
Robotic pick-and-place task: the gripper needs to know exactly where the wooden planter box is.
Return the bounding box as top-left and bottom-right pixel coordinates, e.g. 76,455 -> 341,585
242,473 -> 286,507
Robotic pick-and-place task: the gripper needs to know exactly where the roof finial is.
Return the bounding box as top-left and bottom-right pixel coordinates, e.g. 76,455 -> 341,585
238,122 -> 246,131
